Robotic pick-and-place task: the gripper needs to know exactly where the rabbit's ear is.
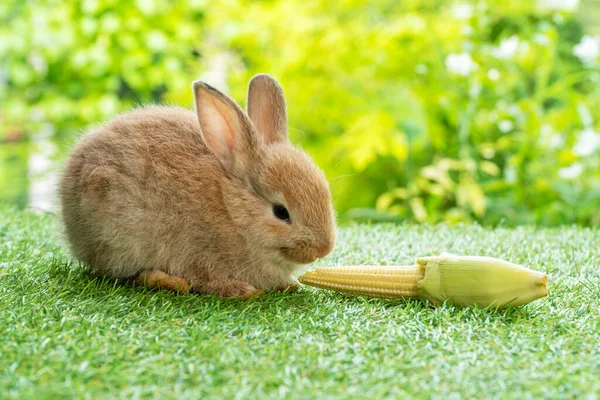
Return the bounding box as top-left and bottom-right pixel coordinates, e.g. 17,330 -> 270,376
247,74 -> 288,144
193,81 -> 257,172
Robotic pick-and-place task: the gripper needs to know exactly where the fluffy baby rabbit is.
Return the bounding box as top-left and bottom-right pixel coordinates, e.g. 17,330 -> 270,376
60,75 -> 336,298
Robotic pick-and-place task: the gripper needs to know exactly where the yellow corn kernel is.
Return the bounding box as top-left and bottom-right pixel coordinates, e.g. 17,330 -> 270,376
298,265 -> 425,299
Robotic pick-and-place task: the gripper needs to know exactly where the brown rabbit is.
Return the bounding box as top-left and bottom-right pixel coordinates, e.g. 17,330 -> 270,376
60,74 -> 335,298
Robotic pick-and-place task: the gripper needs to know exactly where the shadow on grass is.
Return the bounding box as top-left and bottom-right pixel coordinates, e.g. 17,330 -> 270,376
325,290 -> 535,322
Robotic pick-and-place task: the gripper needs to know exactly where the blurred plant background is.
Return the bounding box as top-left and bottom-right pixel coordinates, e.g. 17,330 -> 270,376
1,0 -> 599,225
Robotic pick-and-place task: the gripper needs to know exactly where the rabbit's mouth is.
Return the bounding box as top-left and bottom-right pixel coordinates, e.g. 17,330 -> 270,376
279,244 -> 329,264
279,247 -> 312,264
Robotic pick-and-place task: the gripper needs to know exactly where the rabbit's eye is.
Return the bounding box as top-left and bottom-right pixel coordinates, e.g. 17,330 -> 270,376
273,204 -> 291,223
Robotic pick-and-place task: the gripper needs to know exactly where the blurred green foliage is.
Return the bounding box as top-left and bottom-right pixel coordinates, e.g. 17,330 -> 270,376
1,0 -> 599,225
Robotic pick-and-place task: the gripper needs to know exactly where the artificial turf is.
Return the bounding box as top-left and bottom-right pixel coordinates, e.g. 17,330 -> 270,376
1,207 -> 598,399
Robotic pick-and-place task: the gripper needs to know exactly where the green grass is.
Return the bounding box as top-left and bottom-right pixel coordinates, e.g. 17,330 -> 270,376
1,207 -> 599,399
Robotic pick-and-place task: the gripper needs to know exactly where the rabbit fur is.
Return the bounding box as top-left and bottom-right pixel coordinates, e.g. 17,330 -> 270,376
59,74 -> 336,298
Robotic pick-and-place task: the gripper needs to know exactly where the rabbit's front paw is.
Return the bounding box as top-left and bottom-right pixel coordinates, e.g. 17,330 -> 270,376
193,279 -> 264,299
273,282 -> 300,293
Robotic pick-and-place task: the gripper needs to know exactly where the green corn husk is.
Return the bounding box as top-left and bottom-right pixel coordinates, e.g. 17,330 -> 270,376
416,252 -> 548,308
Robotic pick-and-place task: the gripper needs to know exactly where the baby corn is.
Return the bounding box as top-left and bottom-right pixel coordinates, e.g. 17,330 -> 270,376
298,253 -> 548,308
